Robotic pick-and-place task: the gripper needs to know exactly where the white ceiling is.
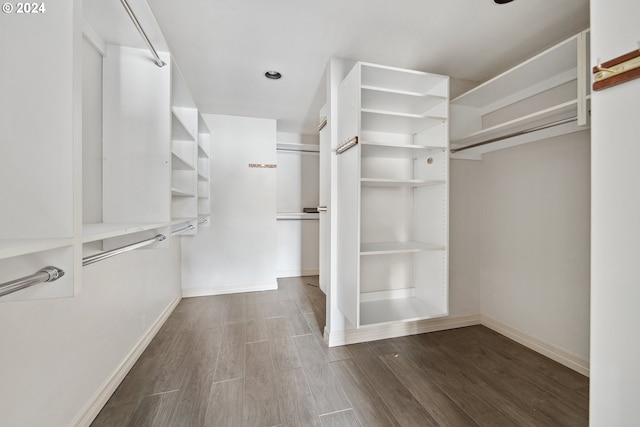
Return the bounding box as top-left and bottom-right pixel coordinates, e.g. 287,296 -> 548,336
145,0 -> 589,135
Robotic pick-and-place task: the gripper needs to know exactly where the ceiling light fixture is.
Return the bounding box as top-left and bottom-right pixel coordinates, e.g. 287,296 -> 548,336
494,0 -> 514,3
265,71 -> 282,80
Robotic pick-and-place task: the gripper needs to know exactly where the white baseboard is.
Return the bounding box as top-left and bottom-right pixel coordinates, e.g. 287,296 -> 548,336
277,269 -> 319,278
481,315 -> 590,376
325,314 -> 481,347
72,295 -> 182,427
181,281 -> 278,298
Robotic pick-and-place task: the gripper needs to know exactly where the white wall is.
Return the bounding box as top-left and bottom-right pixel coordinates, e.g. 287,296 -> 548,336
181,114 -> 278,296
590,0 -> 640,424
0,242 -> 182,426
480,131 -> 591,364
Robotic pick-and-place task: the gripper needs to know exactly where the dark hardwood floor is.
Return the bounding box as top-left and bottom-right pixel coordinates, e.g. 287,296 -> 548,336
92,276 -> 589,426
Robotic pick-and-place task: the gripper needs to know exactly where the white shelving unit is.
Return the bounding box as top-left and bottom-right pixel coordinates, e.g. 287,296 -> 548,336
197,116 -> 212,226
450,29 -> 590,160
336,62 -> 449,329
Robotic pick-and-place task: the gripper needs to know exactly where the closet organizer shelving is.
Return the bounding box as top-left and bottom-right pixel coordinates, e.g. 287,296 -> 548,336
450,29 -> 590,160
0,0 -> 211,301
336,62 -> 449,328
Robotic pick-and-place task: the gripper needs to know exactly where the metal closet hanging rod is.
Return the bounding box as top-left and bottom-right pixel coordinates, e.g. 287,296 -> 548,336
450,116 -> 579,154
82,234 -> 166,266
120,0 -> 166,67
0,266 -> 65,298
172,224 -> 195,236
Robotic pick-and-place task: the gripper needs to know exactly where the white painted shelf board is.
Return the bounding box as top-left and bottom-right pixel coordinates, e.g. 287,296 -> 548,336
361,85 -> 447,99
171,151 -> 195,170
276,212 -> 320,220
83,222 -> 167,243
360,241 -> 446,255
361,86 -> 447,117
171,188 -> 196,197
276,142 -> 320,153
360,62 -> 448,97
171,217 -> 196,225
0,238 -> 74,260
361,178 -> 445,188
451,35 -> 579,108
451,99 -> 578,146
197,143 -> 210,158
361,141 -> 445,158
171,107 -> 197,141
359,296 -> 447,326
361,109 -> 445,134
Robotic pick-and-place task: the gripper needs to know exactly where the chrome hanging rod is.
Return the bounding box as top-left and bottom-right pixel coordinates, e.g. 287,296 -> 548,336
198,219 -> 209,225
317,116 -> 328,132
83,234 -> 166,266
172,224 -> 195,236
450,116 -> 578,154
336,136 -> 359,154
120,0 -> 166,67
0,266 -> 65,298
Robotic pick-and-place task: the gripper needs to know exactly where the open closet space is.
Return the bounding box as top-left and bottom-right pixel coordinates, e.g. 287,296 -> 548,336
6,0 -> 640,425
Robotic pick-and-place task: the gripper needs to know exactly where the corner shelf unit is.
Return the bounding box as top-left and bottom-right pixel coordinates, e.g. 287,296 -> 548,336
450,29 -> 590,160
197,116 -> 212,226
336,62 -> 449,329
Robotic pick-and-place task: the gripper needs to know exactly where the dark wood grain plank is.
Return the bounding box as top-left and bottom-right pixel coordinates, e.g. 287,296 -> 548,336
205,379 -> 244,427
330,359 -> 400,427
346,343 -> 439,427
266,316 -> 302,371
126,391 -> 178,427
276,367 -> 322,427
320,409 -> 362,427
244,340 -> 281,427
293,334 -> 351,415
213,321 -> 246,382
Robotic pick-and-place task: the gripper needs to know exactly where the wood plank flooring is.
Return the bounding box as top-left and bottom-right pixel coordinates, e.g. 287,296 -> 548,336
91,277 -> 589,426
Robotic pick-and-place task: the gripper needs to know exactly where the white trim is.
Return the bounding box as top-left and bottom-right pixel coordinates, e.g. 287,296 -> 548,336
324,314 -> 481,347
72,294 -> 182,427
181,281 -> 278,298
82,20 -> 106,57
276,270 -> 320,279
480,315 -> 590,376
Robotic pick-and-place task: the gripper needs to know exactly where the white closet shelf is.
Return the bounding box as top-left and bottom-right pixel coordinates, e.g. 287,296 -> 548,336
361,141 -> 445,158
0,238 -> 74,260
361,109 -> 445,134
451,35 -> 579,108
276,212 -> 320,220
197,143 -> 210,158
276,142 -> 320,153
451,99 -> 578,146
198,171 -> 208,181
361,178 -> 445,188
171,188 -> 196,197
359,296 -> 447,326
361,85 -> 447,99
360,241 -> 446,255
171,151 -> 196,170
171,107 -> 197,141
83,222 -> 167,243
171,217 -> 197,225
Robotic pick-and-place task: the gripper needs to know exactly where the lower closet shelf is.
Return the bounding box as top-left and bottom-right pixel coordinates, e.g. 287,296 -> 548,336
359,295 -> 447,326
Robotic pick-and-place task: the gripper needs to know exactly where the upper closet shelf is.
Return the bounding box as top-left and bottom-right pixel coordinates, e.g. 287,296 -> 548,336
276,142 -> 320,153
361,178 -> 445,188
83,222 -> 167,244
360,241 -> 446,255
172,107 -> 197,141
0,239 -> 74,260
361,109 -> 445,134
361,141 -> 445,158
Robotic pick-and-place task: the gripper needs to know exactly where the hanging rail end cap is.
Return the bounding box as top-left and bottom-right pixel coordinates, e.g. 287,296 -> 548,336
40,266 -> 65,282
158,234 -> 167,242
155,60 -> 167,68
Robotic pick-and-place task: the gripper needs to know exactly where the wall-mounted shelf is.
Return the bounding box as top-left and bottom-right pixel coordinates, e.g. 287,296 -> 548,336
360,141 -> 445,158
361,178 -> 445,188
450,29 -> 590,160
0,239 -> 74,260
360,241 -> 446,255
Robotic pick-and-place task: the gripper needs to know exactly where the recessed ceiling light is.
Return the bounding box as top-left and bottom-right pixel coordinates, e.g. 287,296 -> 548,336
265,71 -> 282,80
494,0 -> 514,3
